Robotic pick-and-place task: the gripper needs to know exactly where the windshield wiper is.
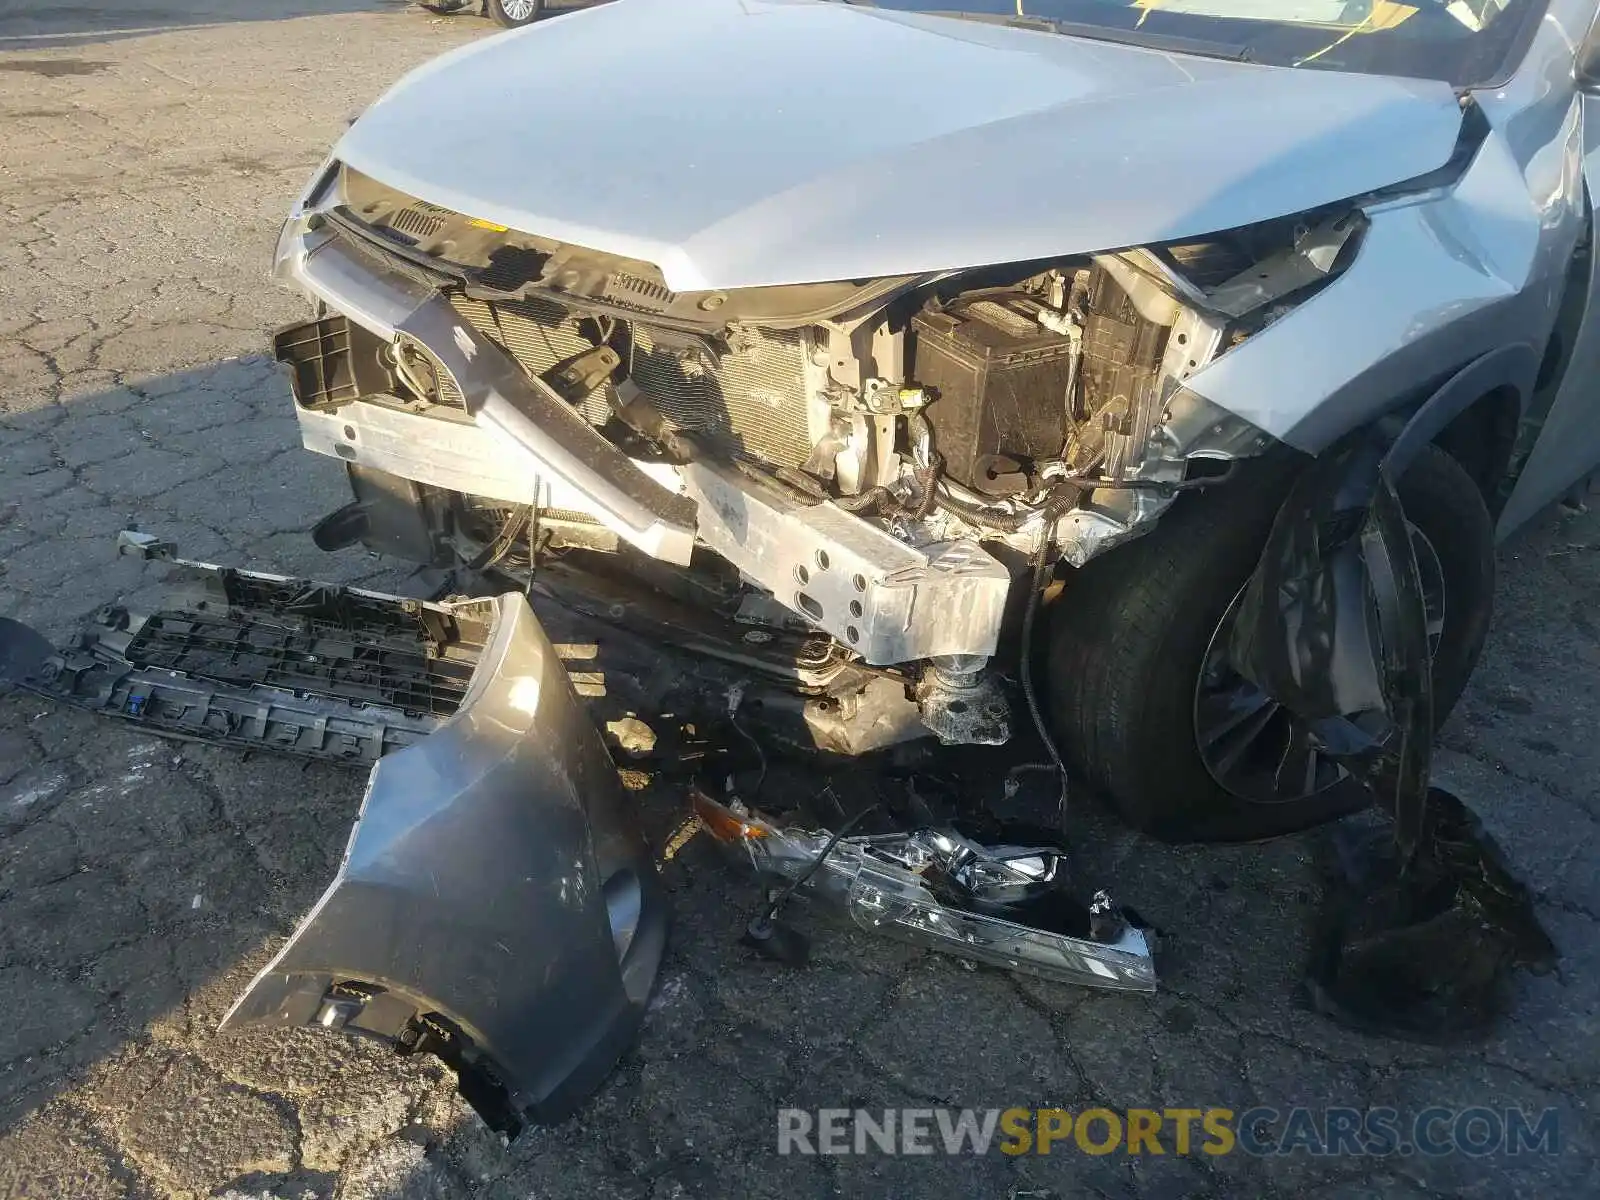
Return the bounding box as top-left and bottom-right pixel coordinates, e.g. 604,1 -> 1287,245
1004,15 -> 1255,62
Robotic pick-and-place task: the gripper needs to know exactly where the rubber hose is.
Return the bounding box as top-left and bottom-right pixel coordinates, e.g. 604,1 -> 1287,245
911,453 -> 945,520
835,485 -> 898,514
937,481 -> 1080,532
1016,534 -> 1069,818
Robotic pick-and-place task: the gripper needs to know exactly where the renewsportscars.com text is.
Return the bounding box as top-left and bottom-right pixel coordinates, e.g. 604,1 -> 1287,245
776,1106 -> 1560,1158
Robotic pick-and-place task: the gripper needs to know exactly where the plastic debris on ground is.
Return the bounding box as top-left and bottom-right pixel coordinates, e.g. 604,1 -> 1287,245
1230,431 -> 1556,1040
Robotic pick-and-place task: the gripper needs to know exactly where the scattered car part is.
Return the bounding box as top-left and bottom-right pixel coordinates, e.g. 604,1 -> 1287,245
222,587 -> 666,1136
116,529 -> 176,561
0,557 -> 667,1137
0,539 -> 1157,1129
691,788 -> 1157,993
1228,430 -> 1556,1039
740,800 -> 884,968
1306,793 -> 1558,1042
1,574 -> 467,762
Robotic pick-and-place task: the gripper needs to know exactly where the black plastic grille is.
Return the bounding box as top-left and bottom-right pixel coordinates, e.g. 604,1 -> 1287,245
123,580 -> 485,718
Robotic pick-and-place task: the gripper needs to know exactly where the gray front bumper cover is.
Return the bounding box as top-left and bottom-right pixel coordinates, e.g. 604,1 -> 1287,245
0,561 -> 665,1137
219,591 -> 667,1134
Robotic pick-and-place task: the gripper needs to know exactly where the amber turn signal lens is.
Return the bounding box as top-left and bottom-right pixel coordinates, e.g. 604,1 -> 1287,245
689,786 -> 768,842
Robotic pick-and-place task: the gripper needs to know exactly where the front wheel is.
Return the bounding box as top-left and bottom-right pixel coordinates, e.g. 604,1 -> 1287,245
486,0 -> 544,27
1046,445 -> 1495,842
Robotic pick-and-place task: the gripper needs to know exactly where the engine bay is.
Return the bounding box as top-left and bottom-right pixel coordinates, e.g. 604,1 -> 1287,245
295,173 -> 1355,527
272,165 -> 1364,748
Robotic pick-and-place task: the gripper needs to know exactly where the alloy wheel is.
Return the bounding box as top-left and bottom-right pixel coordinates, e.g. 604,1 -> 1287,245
1192,524 -> 1446,804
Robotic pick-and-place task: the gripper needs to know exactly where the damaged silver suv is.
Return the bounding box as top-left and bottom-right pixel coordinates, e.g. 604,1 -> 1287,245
9,0 -> 1593,1138
274,0 -> 1600,838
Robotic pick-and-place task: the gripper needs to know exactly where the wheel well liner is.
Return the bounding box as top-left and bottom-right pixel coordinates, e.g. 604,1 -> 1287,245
1431,386 -> 1521,512
1382,343 -> 1536,502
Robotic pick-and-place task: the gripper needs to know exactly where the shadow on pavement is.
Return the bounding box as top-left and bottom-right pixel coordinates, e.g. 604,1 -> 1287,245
0,361 -> 456,1187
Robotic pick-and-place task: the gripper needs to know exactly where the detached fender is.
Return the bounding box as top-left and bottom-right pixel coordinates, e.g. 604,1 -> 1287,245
221,593 -> 667,1136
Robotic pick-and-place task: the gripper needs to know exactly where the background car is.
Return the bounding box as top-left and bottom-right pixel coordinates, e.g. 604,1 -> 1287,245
420,0 -> 544,30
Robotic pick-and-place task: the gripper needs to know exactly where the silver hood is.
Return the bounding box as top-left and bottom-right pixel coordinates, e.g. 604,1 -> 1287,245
336,0 -> 1463,291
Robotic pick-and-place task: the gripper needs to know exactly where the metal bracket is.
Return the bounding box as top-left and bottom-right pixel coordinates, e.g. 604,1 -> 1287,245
681,461 -> 1011,665
116,530 -> 176,561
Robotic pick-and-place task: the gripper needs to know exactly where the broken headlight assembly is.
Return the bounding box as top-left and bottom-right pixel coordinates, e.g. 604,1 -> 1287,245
690,788 -> 1157,993
896,209 -> 1366,564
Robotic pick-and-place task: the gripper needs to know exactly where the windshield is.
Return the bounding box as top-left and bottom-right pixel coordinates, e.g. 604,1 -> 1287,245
852,0 -> 1543,85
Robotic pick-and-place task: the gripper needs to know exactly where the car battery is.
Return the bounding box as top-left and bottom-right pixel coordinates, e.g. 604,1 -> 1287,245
909,293 -> 1077,492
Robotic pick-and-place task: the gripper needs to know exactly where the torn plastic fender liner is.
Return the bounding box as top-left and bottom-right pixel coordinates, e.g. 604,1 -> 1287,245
1228,433 -> 1392,725
219,591 -> 667,1136
1227,431 -> 1433,850
1228,425 -> 1555,1037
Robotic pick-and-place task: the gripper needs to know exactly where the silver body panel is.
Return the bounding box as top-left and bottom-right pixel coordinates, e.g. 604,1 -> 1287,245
222,591 -> 669,1133
1187,6 -> 1591,461
337,0 -> 1462,292
1497,80 -> 1600,531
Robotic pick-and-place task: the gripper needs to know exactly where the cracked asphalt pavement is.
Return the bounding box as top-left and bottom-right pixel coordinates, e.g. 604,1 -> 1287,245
1,3 -> 1599,1197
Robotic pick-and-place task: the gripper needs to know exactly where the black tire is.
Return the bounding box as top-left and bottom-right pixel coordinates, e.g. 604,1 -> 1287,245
486,0 -> 544,27
1046,445 -> 1496,842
